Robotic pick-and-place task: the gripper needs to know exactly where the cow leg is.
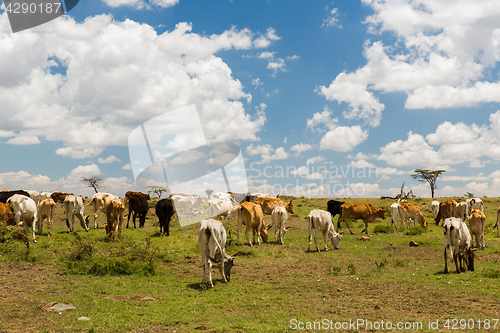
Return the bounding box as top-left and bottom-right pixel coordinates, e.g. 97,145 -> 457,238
207,260 -> 213,288
126,206 -> 132,228
444,248 -> 448,274
37,215 -> 43,234
30,217 -> 36,243
218,258 -> 227,283
323,230 -> 329,252
363,221 -> 369,235
453,252 -> 461,274
345,218 -> 354,235
280,222 -> 285,245
315,225 -> 320,252
245,225 -> 253,246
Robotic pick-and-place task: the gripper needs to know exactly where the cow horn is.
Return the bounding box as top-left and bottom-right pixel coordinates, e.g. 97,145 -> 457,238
266,223 -> 273,230
231,251 -> 242,257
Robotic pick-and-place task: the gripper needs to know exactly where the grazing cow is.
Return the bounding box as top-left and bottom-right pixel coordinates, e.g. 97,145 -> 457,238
86,192 -> 120,229
434,200 -> 457,226
307,209 -> 341,252
468,209 -> 486,249
198,219 -> 238,288
171,195 -> 204,209
253,197 -> 295,215
466,198 -> 483,213
126,194 -> 149,228
0,190 -> 30,203
338,203 -> 386,234
7,194 -> 37,242
271,206 -> 288,245
455,201 -> 469,221
64,195 -> 90,233
50,191 -> 73,204
125,191 -> 151,201
390,202 -> 403,230
0,202 -> 15,226
37,198 -> 56,236
208,198 -> 238,221
397,202 -> 427,230
443,217 -> 475,274
430,200 -> 440,218
237,201 -> 270,246
496,207 -> 500,237
248,193 -> 273,202
106,197 -> 125,240
155,198 -> 175,236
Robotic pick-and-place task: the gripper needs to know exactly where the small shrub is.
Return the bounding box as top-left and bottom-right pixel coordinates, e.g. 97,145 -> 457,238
483,269 -> 500,279
347,263 -> 356,275
405,228 -> 424,236
373,225 -> 393,234
393,258 -> 409,268
330,266 -> 341,275
375,259 -> 388,271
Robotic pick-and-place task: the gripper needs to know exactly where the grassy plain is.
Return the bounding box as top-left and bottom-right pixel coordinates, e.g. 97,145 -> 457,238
1,196 -> 500,332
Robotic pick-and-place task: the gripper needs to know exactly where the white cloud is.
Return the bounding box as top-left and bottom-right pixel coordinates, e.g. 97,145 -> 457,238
122,164 -> 132,170
98,155 -> 121,164
290,143 -> 313,156
246,144 -> 288,164
319,125 -> 369,152
70,164 -> 101,178
322,7 -> 342,28
252,28 -> 281,48
6,135 -> 40,145
306,106 -> 338,132
0,16 -> 278,157
56,147 -> 105,159
318,0 -> 500,125
307,155 -> 326,165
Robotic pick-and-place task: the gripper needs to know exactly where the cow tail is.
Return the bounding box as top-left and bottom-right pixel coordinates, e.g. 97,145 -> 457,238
207,225 -> 224,262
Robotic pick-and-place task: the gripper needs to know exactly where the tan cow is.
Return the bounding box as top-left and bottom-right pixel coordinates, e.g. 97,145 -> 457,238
237,201 -> 271,246
106,197 -> 125,240
338,203 -> 386,235
37,198 -> 56,236
0,202 -> 15,226
254,197 -> 295,215
434,200 -> 457,226
86,192 -> 120,229
50,191 -> 73,204
397,202 -> 427,230
455,201 -> 468,221
468,208 -> 486,249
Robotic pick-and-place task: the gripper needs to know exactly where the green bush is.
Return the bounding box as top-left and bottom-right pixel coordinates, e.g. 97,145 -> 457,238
373,225 -> 393,234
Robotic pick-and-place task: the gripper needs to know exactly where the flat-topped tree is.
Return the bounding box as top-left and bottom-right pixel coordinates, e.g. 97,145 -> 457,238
411,169 -> 446,198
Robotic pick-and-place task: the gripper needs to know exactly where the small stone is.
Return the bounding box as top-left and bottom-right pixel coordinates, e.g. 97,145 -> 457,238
409,240 -> 419,247
77,316 -> 91,321
42,302 -> 76,312
359,236 -> 370,241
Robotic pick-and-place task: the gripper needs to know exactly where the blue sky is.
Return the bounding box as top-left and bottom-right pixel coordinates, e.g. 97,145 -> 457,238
1,0 -> 500,198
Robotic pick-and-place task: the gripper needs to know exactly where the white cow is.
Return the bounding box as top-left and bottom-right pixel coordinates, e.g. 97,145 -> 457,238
213,192 -> 235,203
37,198 -> 56,236
64,195 -> 90,233
307,209 -> 341,252
25,190 -> 52,204
171,195 -> 204,212
468,209 -> 486,249
390,202 -> 403,230
7,194 -> 38,242
86,192 -> 120,229
466,198 -> 483,213
271,206 -> 288,245
430,200 -> 440,218
248,192 -> 274,202
455,201 -> 469,221
443,217 -> 475,274
208,198 -> 237,220
198,219 -> 237,288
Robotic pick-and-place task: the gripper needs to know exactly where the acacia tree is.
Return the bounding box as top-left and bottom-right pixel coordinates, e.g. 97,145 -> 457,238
411,169 -> 446,198
147,185 -> 168,198
81,176 -> 104,193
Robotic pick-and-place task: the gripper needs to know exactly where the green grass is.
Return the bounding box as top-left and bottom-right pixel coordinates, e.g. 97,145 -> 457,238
0,196 -> 500,332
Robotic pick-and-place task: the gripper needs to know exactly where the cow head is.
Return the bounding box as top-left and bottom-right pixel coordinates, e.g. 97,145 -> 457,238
328,228 -> 342,250
285,199 -> 295,214
464,248 -> 476,272
84,215 -> 90,232
375,207 -> 386,220
223,251 -> 241,281
259,223 -> 273,243
417,213 -> 427,229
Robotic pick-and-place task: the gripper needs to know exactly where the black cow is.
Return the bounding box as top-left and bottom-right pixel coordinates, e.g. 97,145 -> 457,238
126,194 -> 149,228
0,190 -> 30,203
155,198 -> 175,236
327,199 -> 345,230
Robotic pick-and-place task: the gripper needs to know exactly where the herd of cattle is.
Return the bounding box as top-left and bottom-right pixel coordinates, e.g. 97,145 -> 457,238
0,188 -> 498,287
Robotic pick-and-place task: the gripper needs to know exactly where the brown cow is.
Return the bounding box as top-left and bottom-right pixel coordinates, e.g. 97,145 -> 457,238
434,200 -> 457,226
496,207 -> 500,237
125,191 -> 151,201
106,197 -> 125,240
237,201 -> 271,246
338,203 -> 386,234
0,202 -> 15,226
254,197 -> 295,215
50,191 -> 73,204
